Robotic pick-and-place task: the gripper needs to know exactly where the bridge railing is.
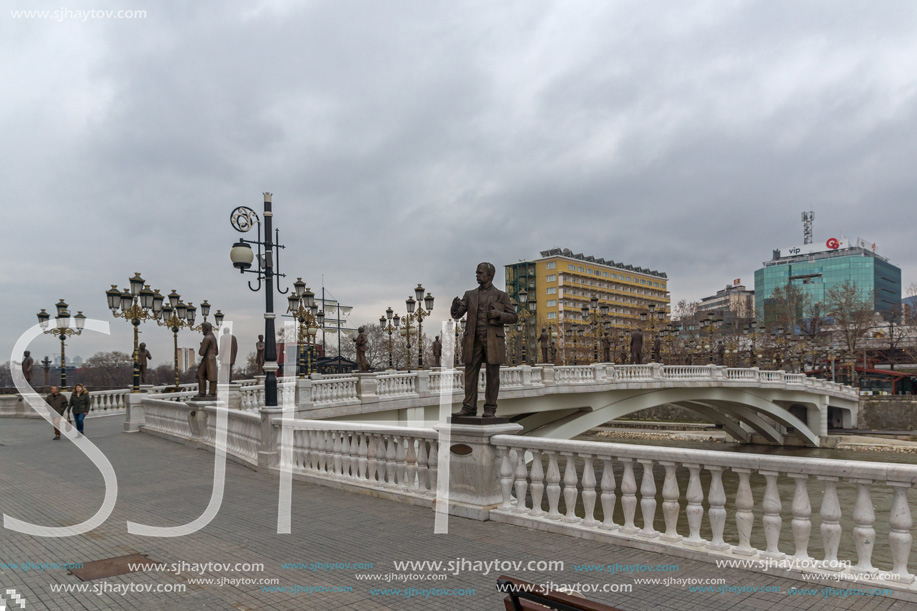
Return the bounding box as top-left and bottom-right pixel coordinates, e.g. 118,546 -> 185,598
491,433 -> 916,590
274,419 -> 440,506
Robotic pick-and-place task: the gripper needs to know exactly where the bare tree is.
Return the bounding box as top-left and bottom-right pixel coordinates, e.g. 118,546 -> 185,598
825,282 -> 876,362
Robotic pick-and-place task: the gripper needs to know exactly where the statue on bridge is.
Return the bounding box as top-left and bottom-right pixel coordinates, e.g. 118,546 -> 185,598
451,262 -> 518,419
602,332 -> 612,362
21,351 -> 33,386
195,322 -> 218,398
630,329 -> 643,364
354,327 -> 370,372
537,328 -> 550,363
255,335 -> 265,375
432,335 -> 442,368
652,336 -> 662,363
138,343 -> 152,384
716,341 -> 725,366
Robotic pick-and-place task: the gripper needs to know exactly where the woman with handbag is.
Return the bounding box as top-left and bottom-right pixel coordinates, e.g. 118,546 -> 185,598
68,383 -> 91,435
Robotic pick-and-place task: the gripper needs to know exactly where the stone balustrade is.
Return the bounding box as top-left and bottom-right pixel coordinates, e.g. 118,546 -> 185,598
490,434 -> 916,591
134,405 -> 916,596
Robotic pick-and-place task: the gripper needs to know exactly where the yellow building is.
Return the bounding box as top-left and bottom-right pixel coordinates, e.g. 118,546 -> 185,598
505,248 -> 670,362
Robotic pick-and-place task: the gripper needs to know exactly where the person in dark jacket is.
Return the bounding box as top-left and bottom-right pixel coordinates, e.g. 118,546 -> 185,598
45,386 -> 68,440
68,383 -> 91,435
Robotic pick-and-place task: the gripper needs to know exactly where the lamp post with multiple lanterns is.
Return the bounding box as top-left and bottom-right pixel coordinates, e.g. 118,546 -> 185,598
106,275 -> 164,392
379,308 -> 401,370
581,296 -> 611,363
228,193 -> 288,407
402,284 -> 434,370
157,292 -> 223,388
37,300 -> 86,388
289,278 -> 324,378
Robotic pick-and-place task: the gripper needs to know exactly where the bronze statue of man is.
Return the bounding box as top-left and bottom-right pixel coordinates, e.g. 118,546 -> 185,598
21,351 -> 33,384
138,343 -> 152,384
630,329 -> 643,364
537,328 -> 550,363
354,327 -> 370,372
196,322 -> 219,397
255,335 -> 265,375
652,336 -> 662,362
432,335 -> 442,368
602,332 -> 612,362
451,262 -> 518,418
716,341 -> 725,366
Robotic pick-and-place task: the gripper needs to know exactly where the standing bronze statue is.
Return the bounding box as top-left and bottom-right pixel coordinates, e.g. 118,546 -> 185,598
196,322 -> 219,398
451,262 -> 518,418
432,335 -> 442,368
354,327 -> 370,372
537,328 -> 550,363
550,340 -> 557,364
652,336 -> 662,363
602,332 -> 612,362
716,341 -> 725,366
630,329 -> 644,365
21,351 -> 33,385
255,335 -> 265,375
138,343 -> 152,384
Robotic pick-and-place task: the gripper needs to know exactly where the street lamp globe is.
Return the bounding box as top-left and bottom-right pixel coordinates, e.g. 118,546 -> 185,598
106,286 -> 121,311
230,240 -> 254,271
424,292 -> 434,312
37,309 -> 50,329
74,311 -> 86,331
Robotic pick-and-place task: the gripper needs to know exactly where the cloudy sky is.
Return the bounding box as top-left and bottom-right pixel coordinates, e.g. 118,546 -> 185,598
3,0 -> 916,367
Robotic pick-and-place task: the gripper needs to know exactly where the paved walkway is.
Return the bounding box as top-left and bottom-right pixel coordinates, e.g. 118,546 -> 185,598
0,416 -> 911,611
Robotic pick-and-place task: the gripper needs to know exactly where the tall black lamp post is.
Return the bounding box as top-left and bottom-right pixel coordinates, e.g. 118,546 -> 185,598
380,307 -> 400,369
229,193 -> 288,407
37,300 -> 87,388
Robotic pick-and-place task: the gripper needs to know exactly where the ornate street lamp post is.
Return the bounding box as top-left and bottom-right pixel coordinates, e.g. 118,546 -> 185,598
288,278 -> 323,378
37,301 -> 87,388
41,356 -> 51,388
402,284 -> 434,370
228,193 -> 288,407
105,276 -> 163,392
157,292 -> 221,387
380,307 -> 400,370
581,295 -> 611,363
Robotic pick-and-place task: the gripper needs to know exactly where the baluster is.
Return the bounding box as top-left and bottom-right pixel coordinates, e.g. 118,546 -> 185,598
384,435 -> 397,487
638,459 -> 658,537
357,434 -> 368,480
581,454 -> 597,525
416,439 -> 429,492
760,470 -> 783,558
620,458 -> 638,533
529,450 -> 545,517
395,435 -> 407,488
660,461 -> 680,541
888,482 -> 914,582
324,430 -> 335,473
733,468 -> 755,556
366,434 -> 378,483
706,466 -> 728,551
514,449 -> 529,513
851,479 -> 875,573
340,432 -> 352,478
427,440 -> 438,492
684,464 -> 704,546
545,451 -> 562,519
789,474 -> 811,560
600,457 -> 616,530
405,437 -> 418,490
499,447 -> 515,511
561,453 -> 579,522
819,476 -> 842,570
332,432 -> 343,476
309,430 -> 320,471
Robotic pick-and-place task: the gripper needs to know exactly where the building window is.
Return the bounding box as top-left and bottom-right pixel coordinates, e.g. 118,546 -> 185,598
546,299 -> 557,307
546,261 -> 556,270
546,274 -> 556,282
546,312 -> 557,319
577,266 -> 584,272
546,287 -> 557,295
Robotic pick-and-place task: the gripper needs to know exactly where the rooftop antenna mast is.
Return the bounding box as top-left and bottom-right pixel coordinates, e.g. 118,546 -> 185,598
802,211 -> 814,245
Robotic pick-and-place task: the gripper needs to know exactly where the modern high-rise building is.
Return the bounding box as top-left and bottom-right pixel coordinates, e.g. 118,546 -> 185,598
698,281 -> 755,323
505,248 -> 670,335
177,348 -> 196,372
754,236 -> 901,321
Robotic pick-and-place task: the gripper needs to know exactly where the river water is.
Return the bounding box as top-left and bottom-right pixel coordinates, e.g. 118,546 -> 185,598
540,434 -> 917,571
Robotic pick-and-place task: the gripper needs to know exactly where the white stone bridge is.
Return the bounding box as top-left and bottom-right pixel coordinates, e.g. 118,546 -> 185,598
140,364 -> 859,448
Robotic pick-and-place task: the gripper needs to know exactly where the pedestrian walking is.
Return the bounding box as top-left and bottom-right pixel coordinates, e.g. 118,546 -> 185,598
68,383 -> 91,435
45,386 -> 68,440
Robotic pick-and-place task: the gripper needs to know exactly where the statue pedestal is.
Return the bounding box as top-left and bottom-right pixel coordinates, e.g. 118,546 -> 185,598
432,422 -> 523,520
449,416 -> 510,425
